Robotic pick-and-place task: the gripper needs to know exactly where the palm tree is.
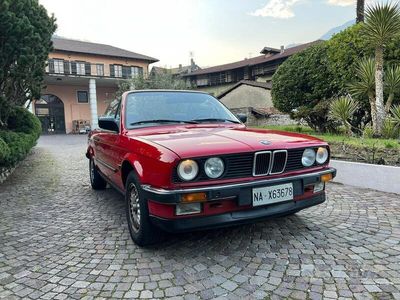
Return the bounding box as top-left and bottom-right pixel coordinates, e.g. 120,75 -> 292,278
364,3 -> 400,135
348,58 -> 377,131
385,65 -> 400,113
357,0 -> 365,23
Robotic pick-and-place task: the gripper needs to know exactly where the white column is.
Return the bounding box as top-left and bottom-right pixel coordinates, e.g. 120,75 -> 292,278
89,78 -> 98,129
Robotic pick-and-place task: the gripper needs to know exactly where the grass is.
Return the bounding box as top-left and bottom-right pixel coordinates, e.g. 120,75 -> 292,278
256,125 -> 400,150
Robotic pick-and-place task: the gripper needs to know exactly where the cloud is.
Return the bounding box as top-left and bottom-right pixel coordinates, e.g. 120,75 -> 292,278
250,0 -> 301,19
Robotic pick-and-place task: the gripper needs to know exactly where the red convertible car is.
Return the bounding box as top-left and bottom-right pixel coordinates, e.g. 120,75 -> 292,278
86,90 -> 336,246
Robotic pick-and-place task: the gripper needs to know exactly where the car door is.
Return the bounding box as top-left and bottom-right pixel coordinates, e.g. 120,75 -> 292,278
95,99 -> 121,178
106,103 -> 129,190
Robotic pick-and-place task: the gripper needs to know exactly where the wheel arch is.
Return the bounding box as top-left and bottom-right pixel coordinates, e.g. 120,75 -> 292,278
121,159 -> 142,188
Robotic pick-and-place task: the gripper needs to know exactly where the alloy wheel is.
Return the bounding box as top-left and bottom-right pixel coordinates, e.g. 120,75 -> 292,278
128,183 -> 141,233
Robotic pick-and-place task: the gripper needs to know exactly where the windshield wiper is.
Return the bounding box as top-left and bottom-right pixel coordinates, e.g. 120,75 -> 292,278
130,119 -> 199,126
190,118 -> 241,124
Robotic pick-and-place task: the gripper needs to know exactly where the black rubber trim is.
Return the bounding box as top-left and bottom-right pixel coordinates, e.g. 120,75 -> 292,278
150,193 -> 326,233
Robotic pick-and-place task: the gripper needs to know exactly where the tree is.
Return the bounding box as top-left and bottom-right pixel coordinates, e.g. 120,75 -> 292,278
357,0 -> 365,23
348,58 -> 377,131
0,0 -> 56,127
364,3 -> 400,135
116,72 -> 191,99
272,42 -> 335,113
385,65 -> 400,113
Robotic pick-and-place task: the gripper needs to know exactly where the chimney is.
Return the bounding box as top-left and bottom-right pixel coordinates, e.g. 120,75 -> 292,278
179,64 -> 182,70
280,45 -> 285,53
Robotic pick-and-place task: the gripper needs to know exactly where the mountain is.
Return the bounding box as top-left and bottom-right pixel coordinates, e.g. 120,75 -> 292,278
320,20 -> 355,40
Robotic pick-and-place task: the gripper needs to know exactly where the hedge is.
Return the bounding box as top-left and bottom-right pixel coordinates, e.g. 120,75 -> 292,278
0,107 -> 41,167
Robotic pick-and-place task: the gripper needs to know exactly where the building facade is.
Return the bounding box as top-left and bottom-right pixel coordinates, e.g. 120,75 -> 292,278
184,41 -> 320,96
150,58 -> 201,78
33,37 -> 158,134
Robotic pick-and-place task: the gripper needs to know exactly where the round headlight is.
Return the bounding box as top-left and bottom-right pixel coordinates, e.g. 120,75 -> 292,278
302,148 -> 316,167
204,157 -> 224,179
316,147 -> 329,164
177,160 -> 199,181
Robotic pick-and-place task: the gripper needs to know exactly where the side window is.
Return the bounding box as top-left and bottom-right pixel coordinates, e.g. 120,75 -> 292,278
104,99 -> 120,118
115,101 -> 121,121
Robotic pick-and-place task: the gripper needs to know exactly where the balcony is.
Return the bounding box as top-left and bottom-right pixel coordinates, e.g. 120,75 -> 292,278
45,59 -> 143,79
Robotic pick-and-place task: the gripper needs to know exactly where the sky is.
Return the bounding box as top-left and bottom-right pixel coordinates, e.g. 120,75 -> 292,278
38,0 -> 373,69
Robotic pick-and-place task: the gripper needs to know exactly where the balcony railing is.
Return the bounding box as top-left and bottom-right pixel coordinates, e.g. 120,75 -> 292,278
46,59 -> 143,79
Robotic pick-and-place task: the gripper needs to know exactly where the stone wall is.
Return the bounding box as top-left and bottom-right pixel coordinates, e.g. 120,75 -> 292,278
219,85 -> 273,109
0,166 -> 16,184
230,107 -> 297,127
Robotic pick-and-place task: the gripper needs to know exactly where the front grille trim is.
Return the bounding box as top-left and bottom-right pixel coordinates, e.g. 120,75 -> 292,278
252,151 -> 272,177
270,150 -> 288,175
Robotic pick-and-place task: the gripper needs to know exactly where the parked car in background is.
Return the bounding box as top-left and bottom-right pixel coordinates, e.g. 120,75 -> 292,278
86,90 -> 336,246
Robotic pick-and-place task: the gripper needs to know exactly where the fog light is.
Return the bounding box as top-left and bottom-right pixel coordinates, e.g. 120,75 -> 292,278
321,173 -> 333,182
314,182 -> 325,193
176,203 -> 202,216
181,192 -> 207,203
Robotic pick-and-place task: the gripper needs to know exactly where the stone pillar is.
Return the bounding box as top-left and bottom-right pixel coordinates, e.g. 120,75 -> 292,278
89,78 -> 98,129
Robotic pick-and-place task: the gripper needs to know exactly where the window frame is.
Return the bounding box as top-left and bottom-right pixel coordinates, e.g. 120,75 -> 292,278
76,90 -> 89,104
76,62 -> 86,75
114,65 -> 123,78
53,58 -> 64,74
96,64 -> 104,76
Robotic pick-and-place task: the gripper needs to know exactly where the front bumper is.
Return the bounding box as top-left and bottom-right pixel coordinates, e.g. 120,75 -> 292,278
142,167 -> 336,232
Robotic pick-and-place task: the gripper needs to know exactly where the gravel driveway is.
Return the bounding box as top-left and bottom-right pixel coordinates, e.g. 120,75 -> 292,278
0,135 -> 399,299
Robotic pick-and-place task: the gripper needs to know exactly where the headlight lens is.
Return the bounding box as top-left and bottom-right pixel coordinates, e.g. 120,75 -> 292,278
316,147 -> 329,164
302,148 -> 316,167
177,160 -> 199,181
204,157 -> 224,178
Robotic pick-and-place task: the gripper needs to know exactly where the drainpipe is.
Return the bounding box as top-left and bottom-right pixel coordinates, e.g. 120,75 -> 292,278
89,78 -> 98,130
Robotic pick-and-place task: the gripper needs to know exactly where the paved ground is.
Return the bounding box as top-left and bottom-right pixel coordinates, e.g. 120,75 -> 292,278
1,135 -> 400,300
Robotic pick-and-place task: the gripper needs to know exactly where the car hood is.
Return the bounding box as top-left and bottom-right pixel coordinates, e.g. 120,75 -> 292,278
130,125 -> 325,159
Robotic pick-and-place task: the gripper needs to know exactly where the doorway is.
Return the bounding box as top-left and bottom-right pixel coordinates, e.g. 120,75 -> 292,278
35,94 -> 66,134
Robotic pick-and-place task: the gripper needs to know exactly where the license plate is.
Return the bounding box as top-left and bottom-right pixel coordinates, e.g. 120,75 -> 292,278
252,183 -> 294,207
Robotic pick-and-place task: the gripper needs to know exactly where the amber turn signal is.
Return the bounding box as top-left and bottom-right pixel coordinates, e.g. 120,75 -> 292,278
181,192 -> 207,203
321,173 -> 333,182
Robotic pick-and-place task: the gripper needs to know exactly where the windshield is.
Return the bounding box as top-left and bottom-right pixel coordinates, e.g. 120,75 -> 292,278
125,91 -> 239,128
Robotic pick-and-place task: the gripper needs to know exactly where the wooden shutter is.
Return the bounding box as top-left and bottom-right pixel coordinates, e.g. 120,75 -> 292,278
85,63 -> 91,75
71,62 -> 77,75
122,66 -> 131,78
110,64 -> 115,77
63,61 -> 70,74
48,59 -> 55,73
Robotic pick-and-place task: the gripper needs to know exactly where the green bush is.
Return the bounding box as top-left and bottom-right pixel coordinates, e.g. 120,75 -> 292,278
292,100 -> 341,133
381,119 -> 399,139
363,125 -> 374,138
0,107 -> 41,167
0,137 -> 11,166
7,106 -> 41,138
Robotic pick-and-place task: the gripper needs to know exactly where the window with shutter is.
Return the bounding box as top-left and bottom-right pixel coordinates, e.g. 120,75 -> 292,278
110,64 -> 115,77
53,59 -> 64,74
116,65 -> 122,77
96,64 -> 104,76
76,62 -> 85,75
63,61 -> 70,74
85,63 -> 91,75
48,59 -> 55,73
122,66 -> 131,78
71,62 -> 77,74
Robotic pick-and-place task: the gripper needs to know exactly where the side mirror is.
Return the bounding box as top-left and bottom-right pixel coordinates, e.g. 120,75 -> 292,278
98,116 -> 119,132
236,113 -> 247,123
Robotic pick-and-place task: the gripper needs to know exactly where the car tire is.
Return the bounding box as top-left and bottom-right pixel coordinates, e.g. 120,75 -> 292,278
125,171 -> 163,246
89,157 -> 107,190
